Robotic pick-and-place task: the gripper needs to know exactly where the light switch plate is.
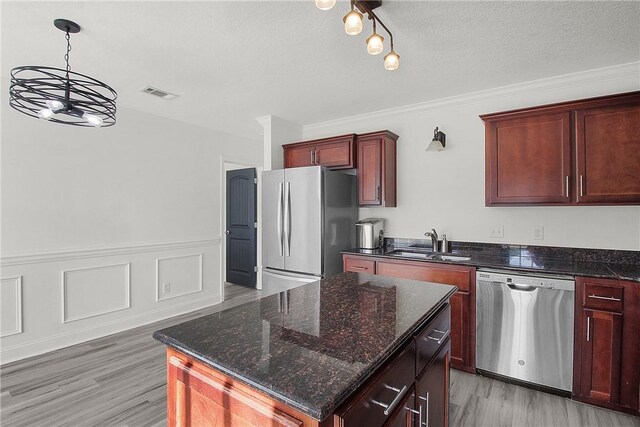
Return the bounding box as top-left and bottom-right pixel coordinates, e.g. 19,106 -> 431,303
489,225 -> 504,238
533,225 -> 544,240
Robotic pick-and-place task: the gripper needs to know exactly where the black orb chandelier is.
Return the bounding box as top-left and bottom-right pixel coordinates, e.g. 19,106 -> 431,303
9,19 -> 117,128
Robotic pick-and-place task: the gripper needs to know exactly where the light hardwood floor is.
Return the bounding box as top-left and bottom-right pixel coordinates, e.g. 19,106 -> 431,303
2,283 -> 639,427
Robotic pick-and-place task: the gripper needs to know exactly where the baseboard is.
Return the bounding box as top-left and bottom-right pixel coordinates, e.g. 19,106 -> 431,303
0,294 -> 222,365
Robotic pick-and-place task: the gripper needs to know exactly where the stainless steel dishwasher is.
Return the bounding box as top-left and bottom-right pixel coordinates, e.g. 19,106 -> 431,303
476,269 -> 575,393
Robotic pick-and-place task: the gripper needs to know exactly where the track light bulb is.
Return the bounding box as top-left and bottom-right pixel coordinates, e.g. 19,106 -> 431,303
384,50 -> 400,70
37,108 -> 54,120
343,9 -> 363,35
83,112 -> 103,127
315,0 -> 336,10
366,33 -> 384,55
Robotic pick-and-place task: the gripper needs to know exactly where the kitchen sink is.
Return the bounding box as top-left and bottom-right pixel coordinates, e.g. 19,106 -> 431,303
384,249 -> 472,262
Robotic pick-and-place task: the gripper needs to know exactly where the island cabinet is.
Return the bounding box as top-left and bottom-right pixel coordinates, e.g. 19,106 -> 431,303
573,277 -> 640,415
283,134 -> 356,170
481,91 -> 640,206
344,254 -> 476,374
357,130 -> 398,207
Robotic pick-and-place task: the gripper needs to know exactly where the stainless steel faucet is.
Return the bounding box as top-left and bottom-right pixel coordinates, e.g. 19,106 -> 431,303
424,229 -> 438,252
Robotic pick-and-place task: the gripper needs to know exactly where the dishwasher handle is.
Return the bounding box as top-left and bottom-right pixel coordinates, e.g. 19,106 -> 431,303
506,283 -> 539,292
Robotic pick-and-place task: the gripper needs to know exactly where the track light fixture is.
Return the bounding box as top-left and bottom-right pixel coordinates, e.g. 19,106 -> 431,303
319,1 -> 399,71
9,19 -> 117,127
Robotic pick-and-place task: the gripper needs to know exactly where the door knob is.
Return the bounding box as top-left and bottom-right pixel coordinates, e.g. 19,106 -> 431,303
225,230 -> 230,235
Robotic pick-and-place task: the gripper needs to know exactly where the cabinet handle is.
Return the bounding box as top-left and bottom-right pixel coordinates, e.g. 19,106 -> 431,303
580,174 -> 584,197
350,266 -> 368,271
565,176 -> 569,198
425,329 -> 450,345
314,150 -> 318,165
419,393 -> 429,426
371,384 -> 408,415
376,185 -> 381,201
588,294 -> 621,302
586,316 -> 590,342
310,151 -> 314,165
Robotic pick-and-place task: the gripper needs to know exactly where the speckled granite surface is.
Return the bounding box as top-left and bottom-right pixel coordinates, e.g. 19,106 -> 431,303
344,239 -> 640,283
153,272 -> 456,421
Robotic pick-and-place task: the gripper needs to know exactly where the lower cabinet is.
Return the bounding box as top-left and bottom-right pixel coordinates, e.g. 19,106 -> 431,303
573,277 -> 640,415
345,255 -> 476,373
416,341 -> 450,427
167,351 -> 305,426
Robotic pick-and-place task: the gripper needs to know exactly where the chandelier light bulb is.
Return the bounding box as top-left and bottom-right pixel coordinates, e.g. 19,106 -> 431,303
366,32 -> 384,55
37,108 -> 54,120
384,50 -> 400,70
315,0 -> 336,10
45,99 -> 65,112
83,112 -> 104,127
343,9 -> 363,35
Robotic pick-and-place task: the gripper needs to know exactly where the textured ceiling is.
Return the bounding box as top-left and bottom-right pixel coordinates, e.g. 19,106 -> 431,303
2,1 -> 639,140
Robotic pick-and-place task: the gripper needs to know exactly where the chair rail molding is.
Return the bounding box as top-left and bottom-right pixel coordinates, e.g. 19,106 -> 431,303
1,237 -> 221,266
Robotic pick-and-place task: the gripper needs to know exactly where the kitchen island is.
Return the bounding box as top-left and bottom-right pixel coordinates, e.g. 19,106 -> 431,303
153,271 -> 456,426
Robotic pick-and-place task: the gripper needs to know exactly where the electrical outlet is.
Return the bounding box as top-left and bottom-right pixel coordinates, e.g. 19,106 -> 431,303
162,283 -> 171,293
489,225 -> 504,238
533,225 -> 544,240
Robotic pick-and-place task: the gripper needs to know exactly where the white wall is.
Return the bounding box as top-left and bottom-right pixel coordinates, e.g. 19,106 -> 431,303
303,63 -> 640,251
0,94 -> 262,363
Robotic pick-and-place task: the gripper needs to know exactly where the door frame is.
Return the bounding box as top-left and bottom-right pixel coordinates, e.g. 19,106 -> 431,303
220,157 -> 263,301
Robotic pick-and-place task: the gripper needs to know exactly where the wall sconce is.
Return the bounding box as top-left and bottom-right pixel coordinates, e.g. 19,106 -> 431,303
426,127 -> 446,151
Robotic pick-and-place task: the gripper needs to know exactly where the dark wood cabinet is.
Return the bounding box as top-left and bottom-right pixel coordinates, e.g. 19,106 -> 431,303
575,101 -> 640,203
357,130 -> 398,207
283,134 -> 356,169
416,340 -> 450,427
484,112 -> 572,205
481,91 -> 640,206
573,277 -> 640,415
344,254 -> 476,374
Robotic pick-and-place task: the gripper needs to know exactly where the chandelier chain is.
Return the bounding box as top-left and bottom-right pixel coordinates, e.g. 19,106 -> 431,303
64,30 -> 72,78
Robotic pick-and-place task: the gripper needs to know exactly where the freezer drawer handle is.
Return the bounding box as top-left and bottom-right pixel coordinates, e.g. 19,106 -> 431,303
371,385 -> 408,415
588,294 -> 621,302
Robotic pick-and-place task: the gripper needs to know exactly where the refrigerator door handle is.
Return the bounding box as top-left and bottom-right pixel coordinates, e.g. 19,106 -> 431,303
284,181 -> 291,257
277,182 -> 283,256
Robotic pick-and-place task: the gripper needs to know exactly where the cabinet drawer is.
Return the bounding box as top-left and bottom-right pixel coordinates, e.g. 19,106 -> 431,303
584,282 -> 624,312
335,344 -> 415,427
415,305 -> 451,376
344,256 -> 376,274
376,260 -> 472,292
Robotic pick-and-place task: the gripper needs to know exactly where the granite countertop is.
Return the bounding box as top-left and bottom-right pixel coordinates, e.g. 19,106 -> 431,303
153,272 -> 456,421
343,244 -> 640,283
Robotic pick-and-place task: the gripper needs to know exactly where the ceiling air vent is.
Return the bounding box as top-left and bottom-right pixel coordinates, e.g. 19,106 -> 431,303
141,86 -> 179,100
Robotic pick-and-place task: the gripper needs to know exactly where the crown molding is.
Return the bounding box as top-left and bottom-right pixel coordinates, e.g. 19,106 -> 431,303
304,62 -> 640,133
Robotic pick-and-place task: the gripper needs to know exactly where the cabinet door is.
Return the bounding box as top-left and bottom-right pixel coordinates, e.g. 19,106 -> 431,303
357,131 -> 397,207
449,291 -> 469,371
168,355 -> 303,427
283,144 -> 314,168
575,102 -> 640,203
579,309 -> 623,403
416,341 -> 450,427
376,260 -> 475,373
358,137 -> 383,206
315,138 -> 355,169
485,112 -> 572,205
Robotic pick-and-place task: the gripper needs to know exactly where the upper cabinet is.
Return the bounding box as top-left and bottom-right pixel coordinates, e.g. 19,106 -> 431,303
283,130 -> 398,207
283,134 -> 356,170
357,130 -> 398,207
481,91 -> 640,206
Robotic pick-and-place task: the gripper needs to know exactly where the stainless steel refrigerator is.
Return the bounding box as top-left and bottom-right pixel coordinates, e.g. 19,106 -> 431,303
261,166 -> 357,295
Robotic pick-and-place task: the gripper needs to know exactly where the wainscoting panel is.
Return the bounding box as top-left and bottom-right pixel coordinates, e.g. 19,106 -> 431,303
1,276 -> 22,337
156,254 -> 203,301
63,263 -> 131,323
